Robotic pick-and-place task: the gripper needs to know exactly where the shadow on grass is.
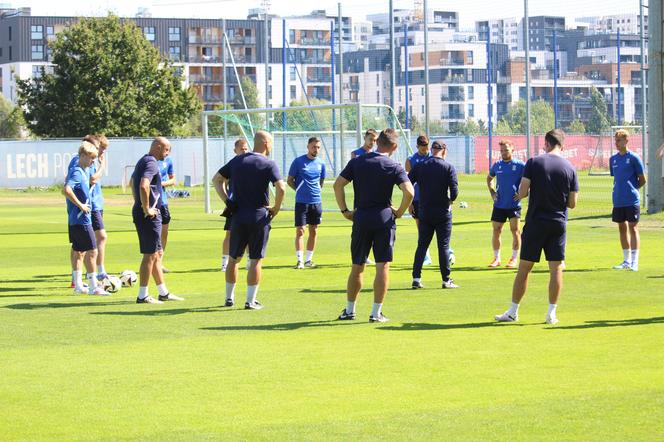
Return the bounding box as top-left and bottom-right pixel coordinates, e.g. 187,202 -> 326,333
202,319 -> 362,331
90,306 -> 231,316
4,300 -> 134,310
546,316 -> 664,330
377,321 -> 533,331
647,275 -> 664,279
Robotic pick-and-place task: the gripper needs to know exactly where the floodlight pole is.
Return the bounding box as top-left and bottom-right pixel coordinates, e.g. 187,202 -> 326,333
203,114 -> 210,214
639,0 -> 648,207
338,2 -> 345,168
389,0 -> 396,117
222,19 -> 228,164
524,0 -> 531,158
647,0 -> 664,213
424,0 -> 430,136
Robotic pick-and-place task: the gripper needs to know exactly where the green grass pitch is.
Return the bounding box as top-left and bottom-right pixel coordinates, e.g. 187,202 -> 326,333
0,174 -> 663,440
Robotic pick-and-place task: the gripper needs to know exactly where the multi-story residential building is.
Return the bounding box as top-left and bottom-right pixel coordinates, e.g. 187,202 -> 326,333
522,16 -> 565,51
577,14 -> 648,36
560,32 -> 644,71
368,9 -> 458,35
476,18 -> 520,50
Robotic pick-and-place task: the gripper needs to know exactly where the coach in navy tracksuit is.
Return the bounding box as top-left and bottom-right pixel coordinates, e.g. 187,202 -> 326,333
216,130 -> 286,310
408,140 -> 459,289
333,128 -> 414,323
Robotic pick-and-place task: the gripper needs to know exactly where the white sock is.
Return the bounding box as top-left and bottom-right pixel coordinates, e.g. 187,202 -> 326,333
507,302 -> 520,316
225,282 -> 236,301
631,249 -> 639,266
511,250 -> 519,260
346,300 -> 356,314
138,286 -> 148,300
296,250 -> 303,262
87,273 -> 98,292
73,271 -> 84,289
623,249 -> 631,263
547,304 -> 558,318
371,302 -> 383,317
493,249 -> 500,260
98,265 -> 105,275
305,250 -> 314,262
222,255 -> 229,267
413,277 -> 421,283
156,283 -> 169,297
425,249 -> 431,258
246,284 -> 259,304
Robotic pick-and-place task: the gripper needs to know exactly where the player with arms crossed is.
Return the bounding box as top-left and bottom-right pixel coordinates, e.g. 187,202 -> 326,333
131,137 -> 183,304
64,141 -> 109,296
215,131 -> 286,310
610,129 -> 646,271
495,129 -> 578,325
334,128 -> 414,322
157,148 -> 176,272
487,140 -> 525,268
405,135 -> 432,265
288,137 -> 326,269
409,140 -> 459,289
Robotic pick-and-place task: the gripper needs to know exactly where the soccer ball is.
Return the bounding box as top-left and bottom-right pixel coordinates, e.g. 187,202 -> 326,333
120,270 -> 138,287
448,248 -> 456,266
103,275 -> 122,293
459,201 -> 469,209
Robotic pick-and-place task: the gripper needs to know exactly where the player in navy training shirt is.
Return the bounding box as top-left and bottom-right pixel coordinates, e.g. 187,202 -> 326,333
333,128 -> 414,323
157,152 -> 176,272
288,137 -> 326,269
408,140 -> 459,289
216,139 -> 250,272
495,129 -> 579,325
130,137 -> 183,304
216,131 -> 286,310
486,140 -> 525,268
350,128 -> 378,159
405,135 -> 432,265
609,129 -> 646,271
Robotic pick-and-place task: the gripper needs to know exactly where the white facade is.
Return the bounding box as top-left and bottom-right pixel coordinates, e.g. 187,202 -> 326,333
578,14 -> 648,35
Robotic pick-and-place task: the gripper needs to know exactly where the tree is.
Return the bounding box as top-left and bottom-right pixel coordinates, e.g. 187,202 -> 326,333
453,118 -> 488,136
16,14 -> 201,137
567,119 -> 586,134
496,99 -> 554,135
587,86 -> 612,134
0,95 -> 25,138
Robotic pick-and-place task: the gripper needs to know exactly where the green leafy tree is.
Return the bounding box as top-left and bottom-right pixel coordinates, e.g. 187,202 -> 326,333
496,99 -> 554,135
16,14 -> 200,137
567,119 -> 586,134
587,86 -> 612,134
453,118 -> 488,136
0,95 -> 26,138
495,119 -> 513,135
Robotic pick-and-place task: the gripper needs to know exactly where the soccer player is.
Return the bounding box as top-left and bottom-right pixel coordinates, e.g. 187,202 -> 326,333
130,137 -> 184,304
215,130 -> 286,310
350,128 -> 378,159
64,141 -> 109,296
495,129 -> 578,325
405,135 -> 432,266
610,129 -> 646,271
157,148 -> 176,272
334,128 -> 414,323
288,137 -> 326,269
409,140 -> 459,289
218,139 -> 250,272
486,140 -> 525,268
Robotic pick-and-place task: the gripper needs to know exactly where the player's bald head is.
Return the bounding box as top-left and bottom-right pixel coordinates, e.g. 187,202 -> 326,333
253,130 -> 274,155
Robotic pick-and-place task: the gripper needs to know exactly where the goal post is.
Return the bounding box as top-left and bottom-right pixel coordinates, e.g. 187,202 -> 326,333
588,125 -> 645,176
201,103 -> 412,213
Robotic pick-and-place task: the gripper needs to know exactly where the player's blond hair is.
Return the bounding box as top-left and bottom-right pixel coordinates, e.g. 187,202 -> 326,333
78,141 -> 98,158
615,129 -> 629,139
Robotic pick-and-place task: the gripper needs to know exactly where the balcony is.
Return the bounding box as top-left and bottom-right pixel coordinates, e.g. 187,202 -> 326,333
188,56 -> 223,63
439,58 -> 465,66
189,74 -> 224,84
300,57 -> 327,64
229,35 -> 256,45
311,94 -> 332,101
442,75 -> 467,84
308,74 -> 332,83
232,54 -> 257,63
298,37 -> 329,46
203,94 -> 224,102
441,93 -> 465,102
442,112 -> 465,120
188,35 -> 223,44
349,83 -> 360,92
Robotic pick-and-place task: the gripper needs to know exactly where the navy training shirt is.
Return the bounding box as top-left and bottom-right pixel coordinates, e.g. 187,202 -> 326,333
219,152 -> 282,221
523,153 -> 579,224
610,151 -> 644,208
408,156 -> 458,220
339,152 -> 409,226
489,159 -> 525,209
131,154 -> 162,213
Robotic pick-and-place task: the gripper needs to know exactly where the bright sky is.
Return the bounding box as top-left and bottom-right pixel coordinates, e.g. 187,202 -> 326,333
11,0 -> 642,29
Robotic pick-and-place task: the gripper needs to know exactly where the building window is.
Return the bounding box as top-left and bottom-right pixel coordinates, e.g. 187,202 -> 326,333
468,104 -> 474,117
8,26 -> 11,41
268,67 -> 272,80
376,74 -> 379,86
32,65 -> 42,78
289,29 -> 296,43
468,85 -> 474,99
31,25 -> 43,40
290,85 -> 296,99
169,46 -> 181,61
168,27 -> 180,42
46,26 -> 55,40
421,105 -> 424,114
290,66 -> 296,81
31,45 -> 43,60
421,87 -> 424,96
377,91 -> 380,102
143,27 -> 155,41
268,85 -> 272,99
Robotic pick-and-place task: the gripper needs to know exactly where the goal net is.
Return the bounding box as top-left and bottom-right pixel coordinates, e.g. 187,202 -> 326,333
588,125 -> 645,176
201,103 -> 411,213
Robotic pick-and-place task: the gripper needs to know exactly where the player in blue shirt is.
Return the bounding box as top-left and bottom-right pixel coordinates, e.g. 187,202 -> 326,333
334,128 -> 414,323
408,140 -> 459,289
495,130 -> 579,325
157,154 -> 176,272
217,138 -> 250,272
217,131 -> 286,310
350,128 -> 378,159
486,140 -> 525,269
130,137 -> 183,304
64,141 -> 109,296
405,135 -> 432,265
610,129 -> 646,271
288,137 -> 327,269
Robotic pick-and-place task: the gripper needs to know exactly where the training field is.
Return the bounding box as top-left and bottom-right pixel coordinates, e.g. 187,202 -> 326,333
1,174 -> 663,440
